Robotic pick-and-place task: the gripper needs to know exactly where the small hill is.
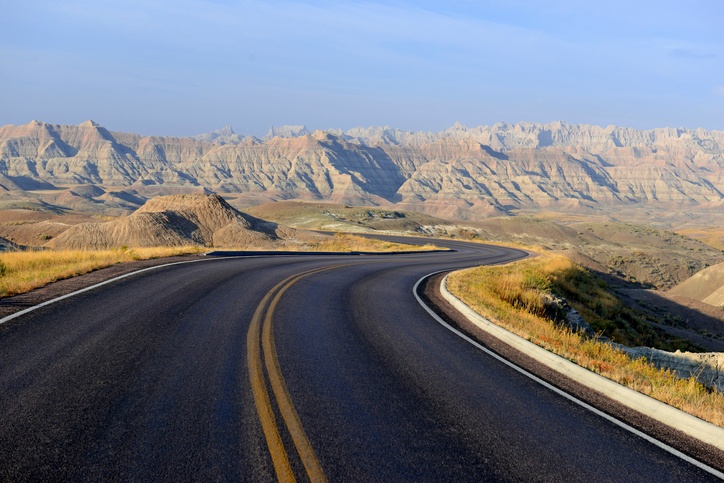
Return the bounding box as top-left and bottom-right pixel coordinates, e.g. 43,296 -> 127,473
47,194 -> 314,250
244,200 -> 447,232
568,222 -> 724,290
467,217 -> 590,248
669,262 -> 724,307
676,227 -> 724,251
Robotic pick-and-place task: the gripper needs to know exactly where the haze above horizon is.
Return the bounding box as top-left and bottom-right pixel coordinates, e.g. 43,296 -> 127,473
1,1 -> 723,138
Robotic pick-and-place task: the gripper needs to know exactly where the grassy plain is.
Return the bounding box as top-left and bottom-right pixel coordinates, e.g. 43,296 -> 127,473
447,253 -> 724,426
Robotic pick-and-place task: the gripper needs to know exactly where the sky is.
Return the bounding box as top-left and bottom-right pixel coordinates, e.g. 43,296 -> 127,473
1,0 -> 723,137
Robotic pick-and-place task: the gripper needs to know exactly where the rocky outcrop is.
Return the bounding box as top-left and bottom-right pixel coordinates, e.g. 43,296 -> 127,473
614,345 -> 724,393
555,291 -> 723,392
193,125 -> 245,145
264,125 -> 311,140
1,120 -> 723,218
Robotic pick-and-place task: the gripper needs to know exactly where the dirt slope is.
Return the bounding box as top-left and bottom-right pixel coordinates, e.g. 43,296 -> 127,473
47,194 -> 313,249
669,262 -> 724,306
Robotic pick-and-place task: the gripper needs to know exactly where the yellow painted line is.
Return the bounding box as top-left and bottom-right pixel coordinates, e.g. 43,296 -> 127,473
248,265 -> 343,482
247,279 -> 296,483
263,269 -> 335,483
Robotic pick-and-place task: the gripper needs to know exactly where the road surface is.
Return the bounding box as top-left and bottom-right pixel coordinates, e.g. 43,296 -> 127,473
0,239 -> 720,481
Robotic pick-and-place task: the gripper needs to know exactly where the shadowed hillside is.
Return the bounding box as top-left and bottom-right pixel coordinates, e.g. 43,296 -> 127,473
669,262 -> 724,307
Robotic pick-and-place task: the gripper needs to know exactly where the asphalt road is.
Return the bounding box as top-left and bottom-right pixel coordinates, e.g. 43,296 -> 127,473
0,239 -> 719,481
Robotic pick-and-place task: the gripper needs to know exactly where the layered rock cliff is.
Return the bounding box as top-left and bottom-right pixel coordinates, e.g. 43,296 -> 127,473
1,120 -> 722,219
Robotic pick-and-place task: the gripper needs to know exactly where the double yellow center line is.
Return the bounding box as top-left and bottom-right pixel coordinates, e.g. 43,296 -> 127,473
247,266 -> 341,482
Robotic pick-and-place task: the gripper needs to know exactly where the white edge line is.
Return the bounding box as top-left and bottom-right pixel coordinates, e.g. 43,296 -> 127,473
0,256 -> 245,326
0,246 -> 424,327
412,270 -> 724,480
438,272 -> 724,449
4,253 -> 721,477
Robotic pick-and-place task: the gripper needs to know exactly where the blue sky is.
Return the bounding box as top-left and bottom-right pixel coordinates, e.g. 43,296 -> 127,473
1,1 -> 723,137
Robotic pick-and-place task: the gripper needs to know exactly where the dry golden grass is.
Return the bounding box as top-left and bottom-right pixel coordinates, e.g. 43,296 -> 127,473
0,234 -> 441,299
676,228 -> 724,251
447,252 -> 724,427
0,246 -> 203,297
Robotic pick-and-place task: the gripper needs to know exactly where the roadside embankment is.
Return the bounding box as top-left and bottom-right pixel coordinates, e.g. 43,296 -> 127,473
444,252 -> 724,428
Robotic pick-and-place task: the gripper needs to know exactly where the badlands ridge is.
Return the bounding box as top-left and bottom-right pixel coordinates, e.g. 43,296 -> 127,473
0,120 -> 722,220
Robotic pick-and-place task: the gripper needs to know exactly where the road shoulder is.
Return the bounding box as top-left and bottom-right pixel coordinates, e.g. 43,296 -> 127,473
419,272 -> 724,473
0,254 -> 205,320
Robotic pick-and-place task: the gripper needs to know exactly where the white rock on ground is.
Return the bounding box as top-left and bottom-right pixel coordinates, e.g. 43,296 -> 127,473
612,345 -> 724,393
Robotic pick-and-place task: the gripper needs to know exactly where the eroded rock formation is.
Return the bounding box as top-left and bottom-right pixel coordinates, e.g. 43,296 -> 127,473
1,120 -> 722,218
47,194 -> 314,250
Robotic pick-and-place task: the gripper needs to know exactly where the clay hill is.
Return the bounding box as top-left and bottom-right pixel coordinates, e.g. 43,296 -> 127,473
1,120 -> 723,220
669,262 -> 724,307
47,194 -> 315,250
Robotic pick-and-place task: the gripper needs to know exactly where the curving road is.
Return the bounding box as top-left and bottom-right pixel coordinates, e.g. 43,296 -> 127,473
0,239 -> 720,481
